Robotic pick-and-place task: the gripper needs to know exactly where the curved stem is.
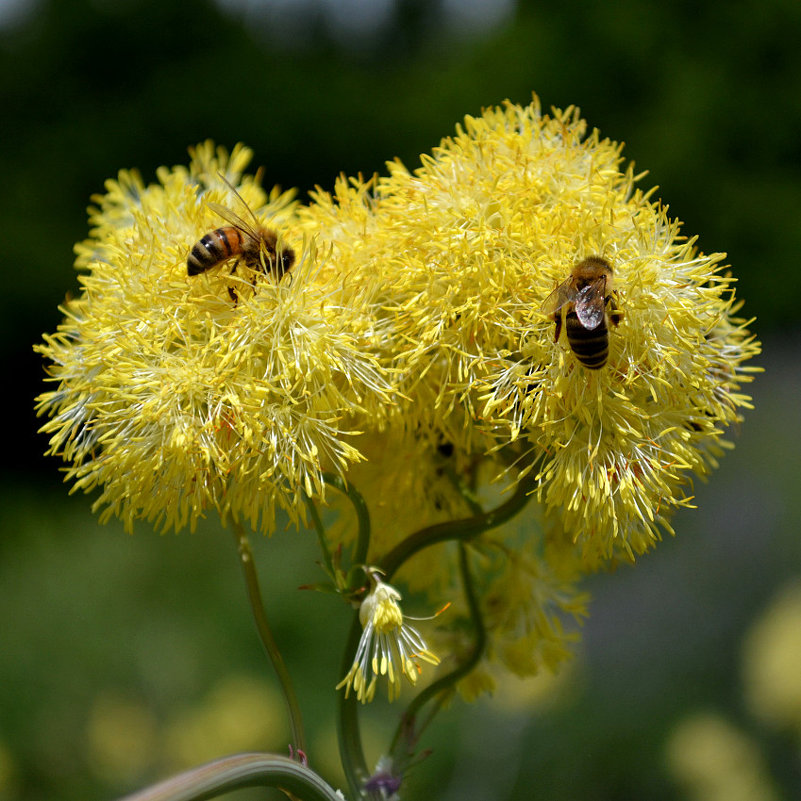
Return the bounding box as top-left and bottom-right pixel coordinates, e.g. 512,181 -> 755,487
322,474 -> 372,800
304,496 -> 336,580
117,753 -> 340,801
379,473 -> 536,580
231,522 -> 306,756
312,473 -> 370,801
323,472 -> 371,567
389,542 -> 485,760
337,612 -> 370,800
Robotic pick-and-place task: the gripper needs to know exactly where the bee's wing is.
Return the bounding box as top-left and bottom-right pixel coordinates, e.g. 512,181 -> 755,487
206,201 -> 261,239
216,171 -> 262,228
574,277 -> 607,330
541,279 -> 575,315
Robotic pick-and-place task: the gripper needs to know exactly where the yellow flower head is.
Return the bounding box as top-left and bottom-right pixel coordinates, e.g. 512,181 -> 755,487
337,570 -> 440,703
303,97 -> 760,566
35,143 -> 394,533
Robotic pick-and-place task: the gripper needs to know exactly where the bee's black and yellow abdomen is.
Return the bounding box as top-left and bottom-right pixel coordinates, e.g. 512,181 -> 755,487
187,227 -> 243,276
565,311 -> 609,369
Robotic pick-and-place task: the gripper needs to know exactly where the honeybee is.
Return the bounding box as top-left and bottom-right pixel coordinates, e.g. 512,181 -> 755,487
541,256 -> 622,369
187,180 -> 295,301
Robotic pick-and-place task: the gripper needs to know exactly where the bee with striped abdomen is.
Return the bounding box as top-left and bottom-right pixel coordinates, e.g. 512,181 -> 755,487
188,180 -> 295,301
542,256 -> 622,369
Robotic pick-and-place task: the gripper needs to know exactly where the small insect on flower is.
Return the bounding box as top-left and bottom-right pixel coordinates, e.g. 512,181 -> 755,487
541,255 -> 623,369
188,177 -> 296,301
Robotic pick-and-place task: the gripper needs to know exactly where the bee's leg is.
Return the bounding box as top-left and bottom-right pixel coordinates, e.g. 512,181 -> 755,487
228,260 -> 241,305
607,292 -> 623,327
553,313 -> 562,342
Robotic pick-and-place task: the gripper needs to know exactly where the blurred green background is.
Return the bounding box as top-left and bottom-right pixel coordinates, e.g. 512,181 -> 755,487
2,0 -> 801,798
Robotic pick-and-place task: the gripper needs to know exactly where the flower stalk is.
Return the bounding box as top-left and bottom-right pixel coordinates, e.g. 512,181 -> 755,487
337,612 -> 371,801
389,542 -> 486,766
117,753 -> 341,801
304,496 -> 337,585
323,472 -> 371,570
231,521 -> 306,757
379,472 -> 538,580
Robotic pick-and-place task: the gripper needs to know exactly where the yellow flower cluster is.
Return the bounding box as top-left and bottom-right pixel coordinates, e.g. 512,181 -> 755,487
37,97 -> 759,697
37,143 -> 393,534
301,100 -> 759,567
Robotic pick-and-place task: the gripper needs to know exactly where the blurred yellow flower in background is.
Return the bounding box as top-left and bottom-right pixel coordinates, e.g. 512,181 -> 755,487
742,580 -> 801,735
665,712 -> 779,801
86,692 -> 159,785
163,674 -> 286,769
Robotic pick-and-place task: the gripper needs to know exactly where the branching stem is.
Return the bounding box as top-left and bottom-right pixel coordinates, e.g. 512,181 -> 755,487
379,474 -> 536,580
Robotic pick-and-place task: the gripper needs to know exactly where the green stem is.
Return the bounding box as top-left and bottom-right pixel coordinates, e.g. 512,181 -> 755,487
337,613 -> 370,801
389,542 -> 485,761
322,472 -> 371,566
304,496 -> 336,580
321,474 -> 372,800
117,753 -> 340,801
231,522 -> 306,756
379,473 -> 536,580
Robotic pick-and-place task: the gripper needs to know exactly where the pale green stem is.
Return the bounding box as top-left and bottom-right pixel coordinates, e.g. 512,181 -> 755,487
116,753 -> 341,801
389,542 -> 485,763
231,521 -> 306,756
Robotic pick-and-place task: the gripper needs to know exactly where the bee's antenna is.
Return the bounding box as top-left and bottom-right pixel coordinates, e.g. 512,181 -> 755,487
217,171 -> 260,227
